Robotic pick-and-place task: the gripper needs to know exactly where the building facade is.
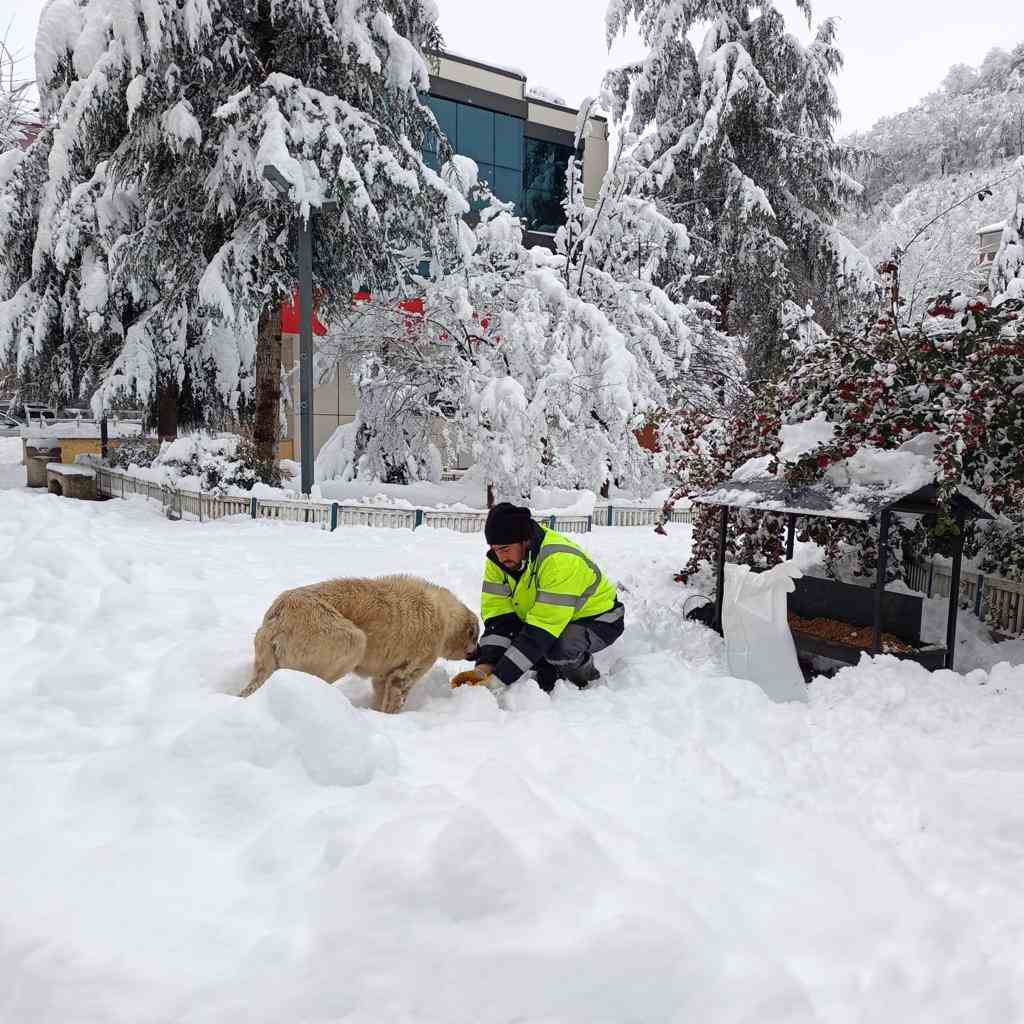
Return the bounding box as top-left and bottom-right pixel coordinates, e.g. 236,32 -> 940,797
977,220 -> 1006,294
283,51 -> 610,461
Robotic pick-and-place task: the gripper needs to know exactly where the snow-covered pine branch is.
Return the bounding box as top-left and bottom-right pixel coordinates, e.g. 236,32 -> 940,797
604,0 -> 875,380
1,0 -> 464,448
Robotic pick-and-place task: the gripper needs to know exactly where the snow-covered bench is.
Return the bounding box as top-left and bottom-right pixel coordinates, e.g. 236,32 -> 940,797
46,462 -> 97,501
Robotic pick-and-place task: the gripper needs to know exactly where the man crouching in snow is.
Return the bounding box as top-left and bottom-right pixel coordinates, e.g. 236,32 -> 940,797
452,502 -> 624,695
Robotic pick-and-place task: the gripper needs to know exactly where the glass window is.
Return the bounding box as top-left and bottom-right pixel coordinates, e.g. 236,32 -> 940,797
424,95 -> 458,146
492,166 -> 523,211
419,95 -> 526,217
494,113 -> 524,170
523,137 -> 573,233
475,162 -> 496,189
456,104 -> 494,165
523,189 -> 565,235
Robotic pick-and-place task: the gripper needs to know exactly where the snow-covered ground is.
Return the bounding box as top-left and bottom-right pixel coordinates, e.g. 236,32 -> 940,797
2,436 -> 1024,1022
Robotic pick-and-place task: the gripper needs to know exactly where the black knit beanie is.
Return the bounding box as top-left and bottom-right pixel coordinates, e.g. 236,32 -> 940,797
485,503 -> 534,545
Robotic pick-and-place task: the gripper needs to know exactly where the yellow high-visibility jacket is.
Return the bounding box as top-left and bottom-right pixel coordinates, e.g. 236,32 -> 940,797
478,523 -> 619,684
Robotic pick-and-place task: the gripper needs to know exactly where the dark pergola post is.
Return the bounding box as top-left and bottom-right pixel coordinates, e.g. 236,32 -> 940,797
872,510 -> 891,655
785,513 -> 797,561
714,505 -> 729,634
945,511 -> 967,670
100,415 -> 109,461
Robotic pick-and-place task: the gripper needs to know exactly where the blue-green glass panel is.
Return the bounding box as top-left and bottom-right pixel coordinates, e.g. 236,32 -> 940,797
424,95 -> 458,146
524,187 -> 565,234
493,166 -> 522,210
457,104 -> 494,165
477,161 -> 496,184
524,136 -> 572,198
494,112 -> 524,170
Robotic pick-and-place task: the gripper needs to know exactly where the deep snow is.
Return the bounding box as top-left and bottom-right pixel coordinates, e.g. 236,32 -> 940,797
2,437 -> 1023,1022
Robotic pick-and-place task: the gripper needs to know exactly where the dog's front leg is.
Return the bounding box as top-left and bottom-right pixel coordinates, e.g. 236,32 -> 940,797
371,661 -> 432,714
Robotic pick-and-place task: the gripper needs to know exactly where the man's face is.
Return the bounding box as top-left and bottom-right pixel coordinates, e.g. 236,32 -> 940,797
491,540 -> 529,570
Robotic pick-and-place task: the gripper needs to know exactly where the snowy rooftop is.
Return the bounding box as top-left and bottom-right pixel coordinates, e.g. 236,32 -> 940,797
694,433 -> 993,522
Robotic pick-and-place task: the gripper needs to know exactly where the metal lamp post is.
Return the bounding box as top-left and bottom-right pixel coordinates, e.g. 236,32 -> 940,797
262,164 -> 337,496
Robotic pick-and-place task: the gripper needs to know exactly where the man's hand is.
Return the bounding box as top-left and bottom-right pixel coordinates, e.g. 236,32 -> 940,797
451,667 -> 493,688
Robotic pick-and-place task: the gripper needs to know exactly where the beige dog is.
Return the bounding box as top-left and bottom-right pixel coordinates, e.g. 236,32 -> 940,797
241,575 -> 479,712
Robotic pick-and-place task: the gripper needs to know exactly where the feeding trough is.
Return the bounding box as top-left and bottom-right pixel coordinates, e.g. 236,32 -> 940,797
692,444 -> 993,672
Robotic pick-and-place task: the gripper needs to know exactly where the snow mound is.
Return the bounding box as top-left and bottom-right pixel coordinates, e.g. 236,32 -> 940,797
526,84 -> 568,106
245,670 -> 392,786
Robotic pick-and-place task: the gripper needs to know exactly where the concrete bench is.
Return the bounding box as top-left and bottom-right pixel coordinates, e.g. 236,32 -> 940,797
46,462 -> 97,500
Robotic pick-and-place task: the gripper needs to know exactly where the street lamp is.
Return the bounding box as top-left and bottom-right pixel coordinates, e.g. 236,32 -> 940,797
263,164 -> 337,496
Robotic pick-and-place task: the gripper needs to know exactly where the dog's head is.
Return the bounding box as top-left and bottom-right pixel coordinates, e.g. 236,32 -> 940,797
446,603 -> 481,662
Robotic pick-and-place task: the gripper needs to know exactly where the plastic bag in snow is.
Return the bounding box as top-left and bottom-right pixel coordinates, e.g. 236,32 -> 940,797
722,561 -> 807,703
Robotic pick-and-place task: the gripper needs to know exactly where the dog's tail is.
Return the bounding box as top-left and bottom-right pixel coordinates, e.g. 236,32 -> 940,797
240,617 -> 282,698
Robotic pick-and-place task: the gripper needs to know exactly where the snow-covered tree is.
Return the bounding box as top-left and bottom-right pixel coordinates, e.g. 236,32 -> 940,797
319,142 -> 723,497
990,156 -> 1024,304
604,0 -> 874,380
556,112 -> 742,421
0,35 -> 33,152
0,0 -> 464,456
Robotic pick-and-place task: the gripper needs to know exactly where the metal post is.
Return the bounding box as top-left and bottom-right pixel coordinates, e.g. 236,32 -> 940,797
250,496 -> 258,519
926,556 -> 935,598
548,514 -> 556,529
331,502 -> 339,531
714,505 -> 729,634
945,513 -> 966,670
414,508 -> 423,530
872,510 -> 891,655
100,416 -> 109,461
297,210 -> 315,496
785,513 -> 796,561
974,575 -> 985,618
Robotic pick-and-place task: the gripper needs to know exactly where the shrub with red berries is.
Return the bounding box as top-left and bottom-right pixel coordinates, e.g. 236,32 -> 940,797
783,292 -> 1024,579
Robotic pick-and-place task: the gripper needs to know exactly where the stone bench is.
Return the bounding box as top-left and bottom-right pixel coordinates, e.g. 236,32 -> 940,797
46,462 -> 97,500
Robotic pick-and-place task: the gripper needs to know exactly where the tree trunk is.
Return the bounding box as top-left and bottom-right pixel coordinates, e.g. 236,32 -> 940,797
254,302 -> 282,467
157,376 -> 178,441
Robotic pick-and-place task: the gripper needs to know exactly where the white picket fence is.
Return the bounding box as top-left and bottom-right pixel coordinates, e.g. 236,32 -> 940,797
906,558 -> 1024,637
93,466 -> 693,535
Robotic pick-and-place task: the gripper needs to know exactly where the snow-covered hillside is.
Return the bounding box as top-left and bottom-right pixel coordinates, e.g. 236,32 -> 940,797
2,437 -> 1024,1022
841,158 -> 1019,321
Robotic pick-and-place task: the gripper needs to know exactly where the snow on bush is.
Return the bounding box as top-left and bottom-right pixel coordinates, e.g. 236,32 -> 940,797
120,432 -> 283,494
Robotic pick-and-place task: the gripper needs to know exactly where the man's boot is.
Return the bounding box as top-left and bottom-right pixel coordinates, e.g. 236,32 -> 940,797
564,657 -> 600,689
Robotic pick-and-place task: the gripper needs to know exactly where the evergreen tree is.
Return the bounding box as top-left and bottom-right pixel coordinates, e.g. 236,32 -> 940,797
604,0 -> 873,380
1,0 -> 463,453
990,156 -> 1024,304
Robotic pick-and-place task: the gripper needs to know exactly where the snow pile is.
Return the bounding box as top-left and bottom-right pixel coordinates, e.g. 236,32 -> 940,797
824,433 -> 939,511
526,84 -> 568,107
1,476 -> 1023,1021
316,462 -> 657,515
778,412 -> 835,464
0,436 -> 25,489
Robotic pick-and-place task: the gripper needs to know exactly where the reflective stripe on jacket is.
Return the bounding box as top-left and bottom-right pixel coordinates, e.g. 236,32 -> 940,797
479,524 -> 618,685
